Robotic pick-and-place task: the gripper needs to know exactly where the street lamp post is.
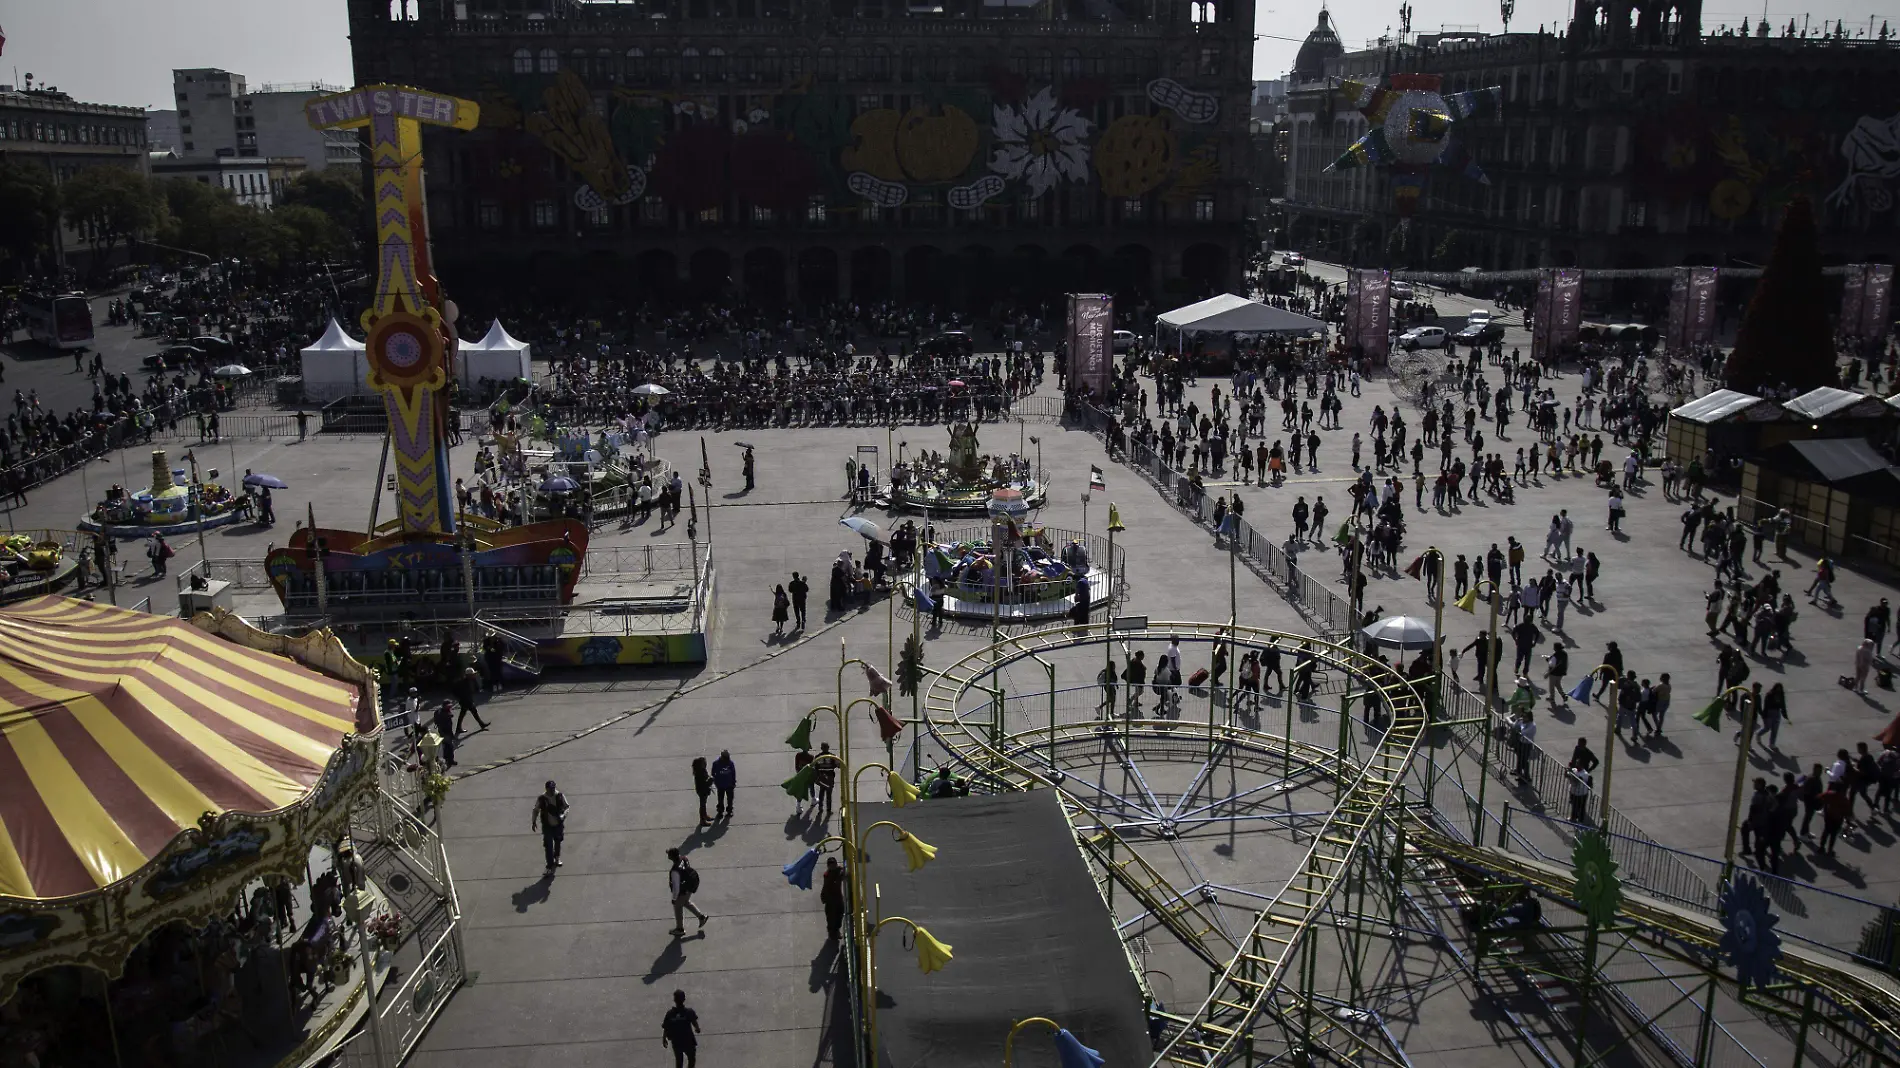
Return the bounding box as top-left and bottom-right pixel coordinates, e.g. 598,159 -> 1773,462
1471,578 -> 1503,824
1719,683 -> 1761,885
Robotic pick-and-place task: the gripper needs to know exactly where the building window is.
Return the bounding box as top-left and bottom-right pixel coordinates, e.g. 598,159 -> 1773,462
697,207 -> 722,224
1123,198 -> 1143,221
1667,70 -> 1682,93
1189,1 -> 1215,22
1198,48 -> 1220,76
514,48 -> 533,74
478,201 -> 503,230
537,48 -> 559,74
532,200 -> 559,228
751,205 -> 774,224
806,197 -> 827,224
183,141 -> 195,152
1194,196 -> 1214,222
863,203 -> 881,223
587,205 -> 612,227
1624,200 -> 1646,228
640,197 -> 668,225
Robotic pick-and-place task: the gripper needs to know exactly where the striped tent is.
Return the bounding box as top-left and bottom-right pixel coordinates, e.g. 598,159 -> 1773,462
0,597 -> 361,900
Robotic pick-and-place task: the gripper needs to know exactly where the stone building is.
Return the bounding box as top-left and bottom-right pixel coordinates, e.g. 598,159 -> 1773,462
0,84 -> 151,272
344,0 -> 1255,308
1281,2 -> 1900,272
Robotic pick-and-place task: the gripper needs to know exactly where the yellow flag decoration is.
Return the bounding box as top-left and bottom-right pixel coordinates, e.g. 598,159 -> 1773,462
1455,587 -> 1479,613
914,925 -> 955,973
888,771 -> 921,808
898,831 -> 939,872
1107,503 -> 1126,533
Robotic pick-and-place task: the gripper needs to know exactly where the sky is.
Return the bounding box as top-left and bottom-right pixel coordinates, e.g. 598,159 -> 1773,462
0,0 -> 1886,108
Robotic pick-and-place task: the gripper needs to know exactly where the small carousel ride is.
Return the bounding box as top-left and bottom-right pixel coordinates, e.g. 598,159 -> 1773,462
81,449 -> 245,538
887,422 -> 1045,516
905,488 -> 1109,622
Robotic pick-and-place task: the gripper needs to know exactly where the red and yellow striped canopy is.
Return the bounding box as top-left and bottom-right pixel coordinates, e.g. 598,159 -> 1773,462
0,597 -> 360,900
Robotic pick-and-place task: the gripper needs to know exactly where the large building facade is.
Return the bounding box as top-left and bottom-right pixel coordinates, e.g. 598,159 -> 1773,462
1281,3 -> 1900,272
344,0 -> 1255,308
155,70 -> 363,174
0,85 -> 151,272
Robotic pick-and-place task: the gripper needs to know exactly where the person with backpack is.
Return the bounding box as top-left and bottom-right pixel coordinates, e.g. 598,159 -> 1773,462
667,847 -> 708,933
148,532 -> 174,576
531,780 -> 570,874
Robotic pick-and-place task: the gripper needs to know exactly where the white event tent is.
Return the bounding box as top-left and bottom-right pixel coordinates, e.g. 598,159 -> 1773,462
1156,293 -> 1327,339
297,317 -> 370,403
459,321 -> 532,389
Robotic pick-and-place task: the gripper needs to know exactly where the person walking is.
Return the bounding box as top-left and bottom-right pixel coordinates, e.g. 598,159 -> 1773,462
771,583 -> 791,636
692,756 -> 714,824
1544,644 -> 1568,708
432,701 -> 458,767
813,742 -> 836,811
820,855 -> 847,940
667,848 -> 709,933
710,749 -> 736,820
1648,673 -> 1671,738
661,990 -> 701,1068
148,532 -> 173,577
453,667 -> 489,733
531,780 -> 569,874
789,572 -> 809,630
791,746 -> 814,818
1798,763 -> 1825,838
1854,638 -> 1877,694
1512,710 -> 1537,783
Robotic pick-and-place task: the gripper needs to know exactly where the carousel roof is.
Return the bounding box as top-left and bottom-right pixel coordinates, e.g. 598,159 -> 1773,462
0,597 -> 360,900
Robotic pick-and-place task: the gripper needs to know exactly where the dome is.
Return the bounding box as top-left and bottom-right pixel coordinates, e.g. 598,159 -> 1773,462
1293,8 -> 1344,83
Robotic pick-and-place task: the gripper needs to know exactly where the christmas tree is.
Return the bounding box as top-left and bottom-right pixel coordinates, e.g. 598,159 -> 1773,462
1722,196 -> 1838,394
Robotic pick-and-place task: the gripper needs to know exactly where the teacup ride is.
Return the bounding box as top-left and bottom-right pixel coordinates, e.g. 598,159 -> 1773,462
904,533 -> 1109,623
80,450 -> 245,539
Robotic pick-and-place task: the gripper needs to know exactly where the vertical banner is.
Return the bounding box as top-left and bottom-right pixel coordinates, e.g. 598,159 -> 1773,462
1686,266 -> 1718,347
1067,293 -> 1113,400
1343,269 -> 1390,364
1860,264 -> 1894,355
1551,267 -> 1583,354
1667,267 -> 1691,351
1531,268 -> 1555,363
1842,264 -> 1867,344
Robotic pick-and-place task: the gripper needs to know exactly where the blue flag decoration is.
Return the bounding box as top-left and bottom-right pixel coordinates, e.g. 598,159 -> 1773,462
782,848 -> 819,890
1054,1029 -> 1107,1068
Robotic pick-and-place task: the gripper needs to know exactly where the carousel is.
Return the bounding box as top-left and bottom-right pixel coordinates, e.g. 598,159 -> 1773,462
80,449 -> 246,539
903,489 -> 1110,623
886,422 -> 1045,516
0,597 -> 463,1068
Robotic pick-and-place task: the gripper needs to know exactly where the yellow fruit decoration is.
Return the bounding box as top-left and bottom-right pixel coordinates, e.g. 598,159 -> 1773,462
1094,114 -> 1175,198
895,104 -> 978,183
841,108 -> 906,182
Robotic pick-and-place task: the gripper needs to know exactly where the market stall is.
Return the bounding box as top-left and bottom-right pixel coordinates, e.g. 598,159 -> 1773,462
298,317 -> 371,404
1154,293 -> 1326,370
1782,386 -> 1896,443
1663,389 -> 1787,471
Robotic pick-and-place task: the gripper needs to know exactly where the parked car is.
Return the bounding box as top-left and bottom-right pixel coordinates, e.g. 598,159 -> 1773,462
1281,251 -> 1306,267
1111,329 -> 1137,353
142,344 -> 203,371
1453,322 -> 1504,344
1390,281 -> 1415,300
1398,326 -> 1448,350
1465,310 -> 1492,327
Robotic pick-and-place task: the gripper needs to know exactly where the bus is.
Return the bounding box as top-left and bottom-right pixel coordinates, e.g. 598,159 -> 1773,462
20,291 -> 94,350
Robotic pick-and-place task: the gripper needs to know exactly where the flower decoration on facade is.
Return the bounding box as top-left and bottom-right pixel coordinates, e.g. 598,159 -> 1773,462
989,87 -> 1091,198
1718,875 -> 1783,989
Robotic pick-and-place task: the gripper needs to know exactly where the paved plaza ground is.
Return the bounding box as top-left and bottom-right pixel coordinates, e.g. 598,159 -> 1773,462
6,283 -> 1898,1066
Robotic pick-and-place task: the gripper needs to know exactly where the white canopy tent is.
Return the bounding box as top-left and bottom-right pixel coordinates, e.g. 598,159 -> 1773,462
459,320 -> 532,390
1156,293 -> 1326,339
297,317 -> 370,403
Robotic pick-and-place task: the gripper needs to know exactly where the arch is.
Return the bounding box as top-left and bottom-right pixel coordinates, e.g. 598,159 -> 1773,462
743,247 -> 788,305
904,245 -> 946,303
513,48 -> 534,74
636,249 -> 678,300
852,246 -> 893,302
537,47 -> 559,74
798,247 -> 840,307
1109,244 -> 1154,302
1059,243 -> 1102,293
1181,243 -> 1227,298
688,248 -> 732,300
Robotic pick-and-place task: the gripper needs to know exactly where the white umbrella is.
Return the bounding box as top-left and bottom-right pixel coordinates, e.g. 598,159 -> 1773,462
632,383 -> 671,396
840,516 -> 884,543
1361,615 -> 1436,650
211,364 -> 252,377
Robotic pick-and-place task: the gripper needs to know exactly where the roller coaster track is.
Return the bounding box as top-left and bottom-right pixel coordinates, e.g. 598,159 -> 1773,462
922,620 -> 1900,1067
922,621 -> 1428,1068
1412,825 -> 1900,1062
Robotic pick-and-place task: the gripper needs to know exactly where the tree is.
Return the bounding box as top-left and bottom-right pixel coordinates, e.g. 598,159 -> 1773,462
278,170 -> 366,259
0,163 -> 60,278
1723,196 -> 1837,394
273,204 -> 348,262
61,165 -> 164,270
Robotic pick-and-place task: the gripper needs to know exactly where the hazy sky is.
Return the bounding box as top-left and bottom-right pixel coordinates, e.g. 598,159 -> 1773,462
0,0 -> 1885,108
